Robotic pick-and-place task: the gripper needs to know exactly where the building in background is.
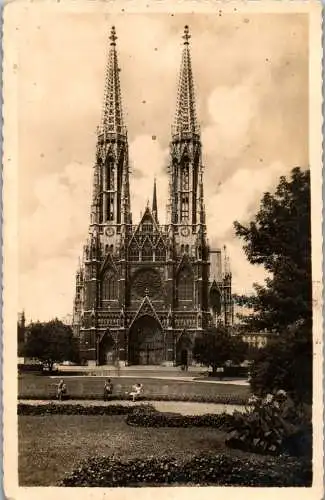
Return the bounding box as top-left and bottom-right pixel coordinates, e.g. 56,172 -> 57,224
73,26 -> 233,366
62,314 -> 73,326
233,296 -> 271,348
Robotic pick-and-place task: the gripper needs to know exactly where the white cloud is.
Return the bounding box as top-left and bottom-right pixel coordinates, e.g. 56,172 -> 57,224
225,239 -> 268,295
19,255 -> 80,322
203,83 -> 257,160
20,162 -> 91,269
205,161 -> 286,241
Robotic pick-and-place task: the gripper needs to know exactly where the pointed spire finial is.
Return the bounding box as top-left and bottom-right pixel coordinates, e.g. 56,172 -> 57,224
183,25 -> 191,45
109,26 -> 117,46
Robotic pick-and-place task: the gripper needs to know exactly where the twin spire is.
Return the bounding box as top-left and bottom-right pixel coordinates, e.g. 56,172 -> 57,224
99,25 -> 198,139
173,25 -> 199,137
100,26 -> 125,136
97,25 -> 200,227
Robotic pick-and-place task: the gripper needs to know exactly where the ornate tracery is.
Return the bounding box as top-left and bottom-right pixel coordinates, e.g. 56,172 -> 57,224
177,267 -> 193,301
102,269 -> 117,301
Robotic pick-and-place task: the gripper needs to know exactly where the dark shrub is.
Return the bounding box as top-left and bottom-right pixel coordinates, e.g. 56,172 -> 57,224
208,366 -> 249,378
225,391 -> 312,457
59,453 -> 312,487
249,325 -> 312,405
17,403 -> 155,416
126,409 -> 234,428
18,364 -> 43,374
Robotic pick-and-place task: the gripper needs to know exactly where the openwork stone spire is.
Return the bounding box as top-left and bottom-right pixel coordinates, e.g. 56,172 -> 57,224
152,177 -> 158,221
173,26 -> 199,138
100,26 -> 126,136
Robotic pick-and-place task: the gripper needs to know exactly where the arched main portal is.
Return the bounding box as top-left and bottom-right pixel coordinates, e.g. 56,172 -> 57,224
176,331 -> 193,367
99,332 -> 115,365
128,315 -> 164,365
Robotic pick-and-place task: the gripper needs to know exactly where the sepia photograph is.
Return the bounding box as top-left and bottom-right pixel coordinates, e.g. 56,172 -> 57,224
3,0 -> 323,497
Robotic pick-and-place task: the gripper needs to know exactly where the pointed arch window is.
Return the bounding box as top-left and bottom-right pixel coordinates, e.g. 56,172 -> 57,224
177,268 -> 193,301
107,194 -> 114,221
141,241 -> 153,261
128,242 -> 139,262
102,269 -> 117,301
155,241 -> 165,261
181,195 -> 189,221
106,158 -> 115,191
181,158 -> 190,190
174,195 -> 179,223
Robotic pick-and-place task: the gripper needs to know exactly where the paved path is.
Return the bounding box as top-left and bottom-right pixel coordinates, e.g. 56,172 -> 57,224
49,374 -> 249,385
20,399 -> 246,415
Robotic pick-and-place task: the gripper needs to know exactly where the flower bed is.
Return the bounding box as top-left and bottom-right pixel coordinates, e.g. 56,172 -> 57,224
17,403 -> 155,416
59,453 -> 312,487
126,408 -> 234,428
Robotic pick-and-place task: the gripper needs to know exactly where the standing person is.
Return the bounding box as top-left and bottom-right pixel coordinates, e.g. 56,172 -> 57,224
103,379 -> 113,401
57,380 -> 67,401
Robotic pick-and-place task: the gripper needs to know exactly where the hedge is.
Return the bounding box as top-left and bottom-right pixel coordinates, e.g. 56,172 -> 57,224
17,403 -> 155,416
17,404 -> 234,428
59,453 -> 312,487
126,408 -> 234,428
18,364 -> 43,373
208,366 -> 249,378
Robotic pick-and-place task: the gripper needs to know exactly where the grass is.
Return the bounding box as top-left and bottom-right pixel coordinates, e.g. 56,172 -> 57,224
19,414 -> 262,486
19,374 -> 250,401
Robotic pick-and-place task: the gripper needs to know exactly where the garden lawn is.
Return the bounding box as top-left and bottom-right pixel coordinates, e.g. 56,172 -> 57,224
18,374 -> 249,402
19,414 -> 258,486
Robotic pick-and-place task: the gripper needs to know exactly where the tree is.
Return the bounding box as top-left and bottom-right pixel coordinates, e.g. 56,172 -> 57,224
234,167 -> 312,402
234,167 -> 311,332
249,322 -> 312,404
23,319 -> 79,371
193,326 -> 247,375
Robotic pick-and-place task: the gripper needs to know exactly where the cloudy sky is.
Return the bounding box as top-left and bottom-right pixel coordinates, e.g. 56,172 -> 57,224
13,8 -> 308,321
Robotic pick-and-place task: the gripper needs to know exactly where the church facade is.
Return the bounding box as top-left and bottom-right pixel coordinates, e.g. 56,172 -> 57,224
72,26 -> 233,366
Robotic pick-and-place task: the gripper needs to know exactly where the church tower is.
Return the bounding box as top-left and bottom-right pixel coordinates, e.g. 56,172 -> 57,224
91,26 -> 131,231
167,26 -> 210,330
73,26 -> 131,364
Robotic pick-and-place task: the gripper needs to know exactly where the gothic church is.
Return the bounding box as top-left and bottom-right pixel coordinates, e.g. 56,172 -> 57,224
73,26 -> 233,366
